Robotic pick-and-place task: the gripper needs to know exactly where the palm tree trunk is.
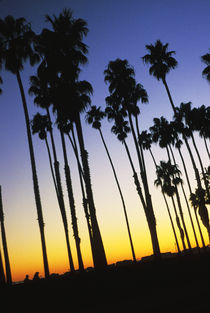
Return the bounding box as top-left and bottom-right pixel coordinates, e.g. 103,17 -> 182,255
98,128 -> 136,262
46,110 -> 74,271
171,196 -> 186,251
123,139 -> 147,211
148,150 -> 181,253
128,114 -> 160,255
169,145 -> 200,249
162,78 -> 176,114
45,137 -> 58,197
0,247 -> 5,285
68,128 -> 94,258
163,192 -> 181,253
60,130 -> 84,271
174,186 -> 192,250
191,132 -> 210,202
16,70 -> 49,278
0,186 -> 12,284
203,137 -> 210,160
123,139 -> 160,255
75,114 -> 107,269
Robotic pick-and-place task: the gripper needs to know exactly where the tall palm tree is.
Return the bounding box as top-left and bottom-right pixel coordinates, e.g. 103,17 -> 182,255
0,15 -> 49,277
105,106 -> 157,253
201,49 -> 210,83
31,112 -> 75,271
142,39 -> 178,114
190,188 -> 210,242
57,120 -> 84,271
36,9 -> 107,269
139,131 -> 181,253
0,186 -> 12,284
86,105 -> 136,262
104,59 -> 160,256
150,116 -> 199,249
191,105 -> 210,160
175,102 -> 210,202
155,161 -> 187,251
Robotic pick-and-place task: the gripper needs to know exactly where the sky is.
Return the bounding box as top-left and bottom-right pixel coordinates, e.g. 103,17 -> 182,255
0,0 -> 209,282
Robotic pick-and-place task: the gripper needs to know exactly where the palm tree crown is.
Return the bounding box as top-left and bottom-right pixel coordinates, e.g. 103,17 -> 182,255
201,49 -> 210,83
142,39 -> 178,81
0,15 -> 39,73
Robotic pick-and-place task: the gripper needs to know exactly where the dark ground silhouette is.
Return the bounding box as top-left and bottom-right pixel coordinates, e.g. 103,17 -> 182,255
1,250 -> 210,312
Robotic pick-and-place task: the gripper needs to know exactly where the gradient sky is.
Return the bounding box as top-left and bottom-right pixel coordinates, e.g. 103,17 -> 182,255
0,0 -> 209,282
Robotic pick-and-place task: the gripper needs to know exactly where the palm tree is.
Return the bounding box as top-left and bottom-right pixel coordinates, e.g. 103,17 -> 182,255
31,113 -> 57,194
201,49 -> 210,83
86,105 -> 136,262
191,105 -> 210,160
155,161 -> 186,251
190,188 -> 210,242
57,120 -> 84,271
0,186 -> 12,284
36,9 -> 107,269
142,39 -> 178,114
175,102 -> 210,202
105,105 -> 158,255
150,117 -> 193,250
151,116 -> 200,248
65,122 -> 94,258
104,59 -> 160,256
139,131 -> 181,253
169,121 -> 205,248
31,112 -> 75,271
0,15 -> 49,277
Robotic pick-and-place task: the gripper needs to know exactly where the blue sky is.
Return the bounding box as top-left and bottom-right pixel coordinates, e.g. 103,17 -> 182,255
0,0 -> 209,280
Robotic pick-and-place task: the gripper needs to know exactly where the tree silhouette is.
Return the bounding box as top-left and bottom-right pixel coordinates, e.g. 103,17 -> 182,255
201,49 -> 210,83
31,112 -> 75,271
104,58 -> 160,256
142,39 -> 177,113
86,105 -> 136,262
175,102 -> 210,202
0,186 -> 12,284
0,15 -> 49,277
139,131 -> 181,253
33,8 -> 107,269
155,161 -> 187,251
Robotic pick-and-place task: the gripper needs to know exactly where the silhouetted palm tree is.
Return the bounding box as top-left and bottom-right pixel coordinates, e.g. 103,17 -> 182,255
190,188 -> 210,242
150,117 -> 193,250
190,105 -> 210,160
155,161 -> 186,250
0,15 -> 49,277
139,131 -> 181,253
35,9 -> 107,269
105,106 -> 155,251
31,113 -> 75,271
142,39 -> 177,114
201,49 -> 210,83
175,102 -> 210,202
169,121 -> 205,248
62,81 -> 107,269
57,120 -> 84,271
0,186 -> 12,284
86,105 -> 136,262
104,59 -> 160,256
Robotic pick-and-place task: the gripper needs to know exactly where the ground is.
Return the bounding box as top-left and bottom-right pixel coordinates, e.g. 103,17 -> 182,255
1,250 -> 210,312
